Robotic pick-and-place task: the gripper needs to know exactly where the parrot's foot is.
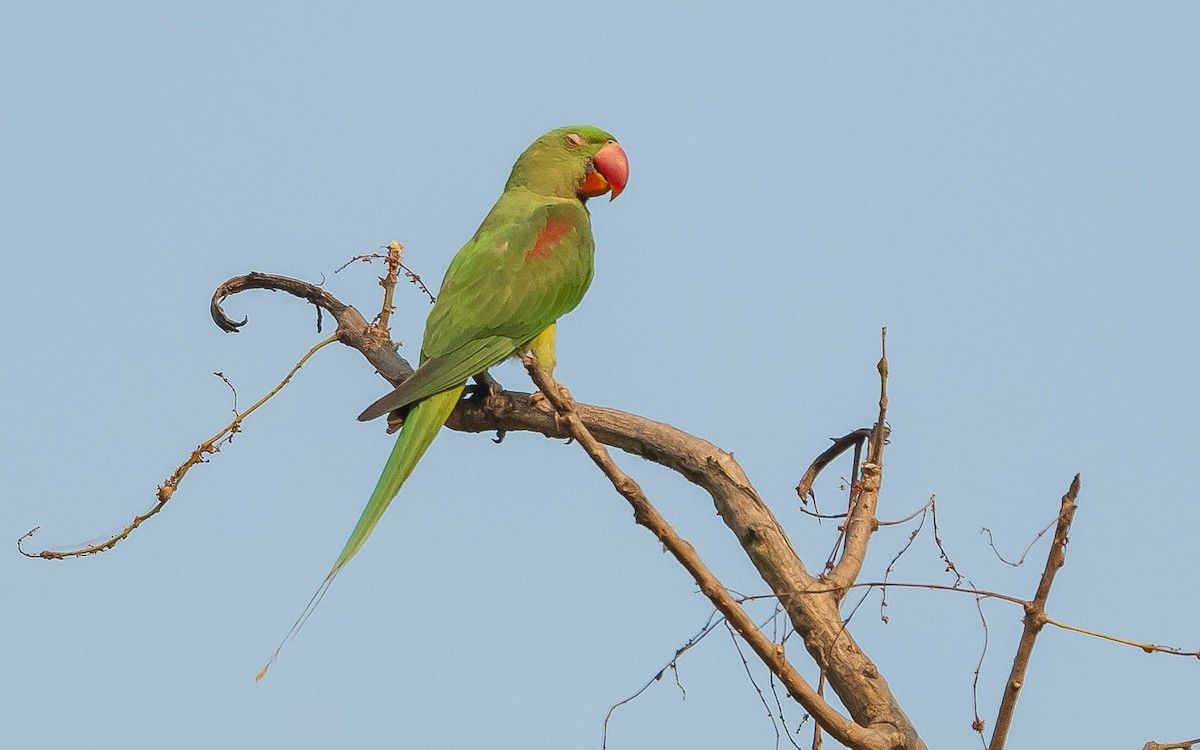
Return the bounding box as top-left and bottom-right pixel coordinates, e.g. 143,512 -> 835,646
528,389 -> 573,437
528,384 -> 573,412
467,371 -> 504,404
530,384 -> 576,412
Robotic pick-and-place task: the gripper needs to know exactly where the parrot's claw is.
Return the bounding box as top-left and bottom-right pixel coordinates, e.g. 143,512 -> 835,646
467,371 -> 502,400
466,371 -> 508,413
528,384 -> 572,409
528,389 -> 573,436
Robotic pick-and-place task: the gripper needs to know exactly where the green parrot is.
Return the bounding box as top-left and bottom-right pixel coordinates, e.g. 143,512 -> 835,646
260,125 -> 628,677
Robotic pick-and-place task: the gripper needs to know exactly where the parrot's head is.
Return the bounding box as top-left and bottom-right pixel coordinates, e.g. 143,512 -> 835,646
506,125 -> 628,202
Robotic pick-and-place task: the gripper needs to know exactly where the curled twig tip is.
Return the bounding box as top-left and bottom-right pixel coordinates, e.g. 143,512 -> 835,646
16,527 -> 41,558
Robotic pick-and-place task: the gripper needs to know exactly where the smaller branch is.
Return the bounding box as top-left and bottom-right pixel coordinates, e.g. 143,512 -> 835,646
878,499 -> 931,622
802,495 -> 932,526
970,586 -> 990,743
522,357 -> 890,750
988,474 -> 1081,750
795,429 -> 870,505
846,582 -> 1026,608
335,242 -> 436,305
813,672 -> 826,750
211,271 -> 350,333
741,580 -> 1198,658
19,335 -> 339,559
871,327 -> 888,461
798,507 -> 848,521
829,328 -> 890,590
878,496 -> 936,527
398,259 -> 435,304
210,271 -> 415,386
725,620 -> 783,749
820,443 -> 863,574
930,497 -> 965,588
333,253 -> 379,273
602,610 -> 725,749
372,241 -> 403,338
980,516 -> 1057,567
1044,618 -> 1200,658
1143,739 -> 1200,750
766,608 -> 805,750
213,371 -> 239,412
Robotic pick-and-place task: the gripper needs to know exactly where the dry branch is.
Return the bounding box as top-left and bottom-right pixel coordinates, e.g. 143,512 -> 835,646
988,475 -> 1081,750
1143,739 -> 1200,750
208,271 -> 925,749
19,334 -> 339,559
795,428 -> 870,505
523,357 -> 877,749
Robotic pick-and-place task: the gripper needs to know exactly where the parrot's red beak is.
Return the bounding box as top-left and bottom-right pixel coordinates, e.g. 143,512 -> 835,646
579,141 -> 629,201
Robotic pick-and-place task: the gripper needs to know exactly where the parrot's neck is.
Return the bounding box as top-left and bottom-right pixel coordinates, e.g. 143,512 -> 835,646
505,151 -> 585,200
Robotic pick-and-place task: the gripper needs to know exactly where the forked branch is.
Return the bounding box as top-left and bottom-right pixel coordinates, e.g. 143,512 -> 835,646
988,475 -> 1081,750
522,357 -> 884,749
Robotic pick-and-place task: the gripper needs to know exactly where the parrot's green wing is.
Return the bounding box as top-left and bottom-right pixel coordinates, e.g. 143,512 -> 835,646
356,335 -> 515,422
358,196 -> 595,421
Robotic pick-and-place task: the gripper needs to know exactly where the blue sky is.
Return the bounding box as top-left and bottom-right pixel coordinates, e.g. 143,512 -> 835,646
3,3 -> 1198,747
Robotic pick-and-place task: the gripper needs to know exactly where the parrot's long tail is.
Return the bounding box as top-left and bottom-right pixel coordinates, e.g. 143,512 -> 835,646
332,384 -> 464,572
256,384 -> 465,681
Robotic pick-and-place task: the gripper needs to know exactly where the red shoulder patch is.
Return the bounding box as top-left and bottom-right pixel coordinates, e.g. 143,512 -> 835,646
525,215 -> 573,262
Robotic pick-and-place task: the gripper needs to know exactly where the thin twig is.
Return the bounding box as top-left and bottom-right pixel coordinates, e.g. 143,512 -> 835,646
213,371 -> 239,413
725,620 -> 782,749
1044,618 -> 1200,657
741,580 -> 1199,658
797,507 -> 848,521
980,517 -> 1057,567
930,497 -> 964,587
767,607 -> 804,750
988,475 -> 1081,750
970,583 -> 990,743
19,335 -> 339,559
813,671 -> 826,750
602,610 -> 725,749
878,499 -> 931,622
335,242 -> 435,305
878,496 -> 936,526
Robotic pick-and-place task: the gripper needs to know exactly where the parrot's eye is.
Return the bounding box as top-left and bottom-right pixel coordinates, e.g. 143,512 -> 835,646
565,133 -> 586,149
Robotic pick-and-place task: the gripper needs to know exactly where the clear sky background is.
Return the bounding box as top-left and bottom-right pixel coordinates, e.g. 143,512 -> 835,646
3,3 -> 1197,748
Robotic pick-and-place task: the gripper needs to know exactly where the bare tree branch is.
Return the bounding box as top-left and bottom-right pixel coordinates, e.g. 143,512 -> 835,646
603,610 -> 725,748
18,334 -> 339,559
522,356 -> 887,749
1143,739 -> 1200,750
988,475 -> 1081,750
210,272 -> 926,748
210,270 -> 415,385
830,329 -> 889,590
795,429 -> 870,506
